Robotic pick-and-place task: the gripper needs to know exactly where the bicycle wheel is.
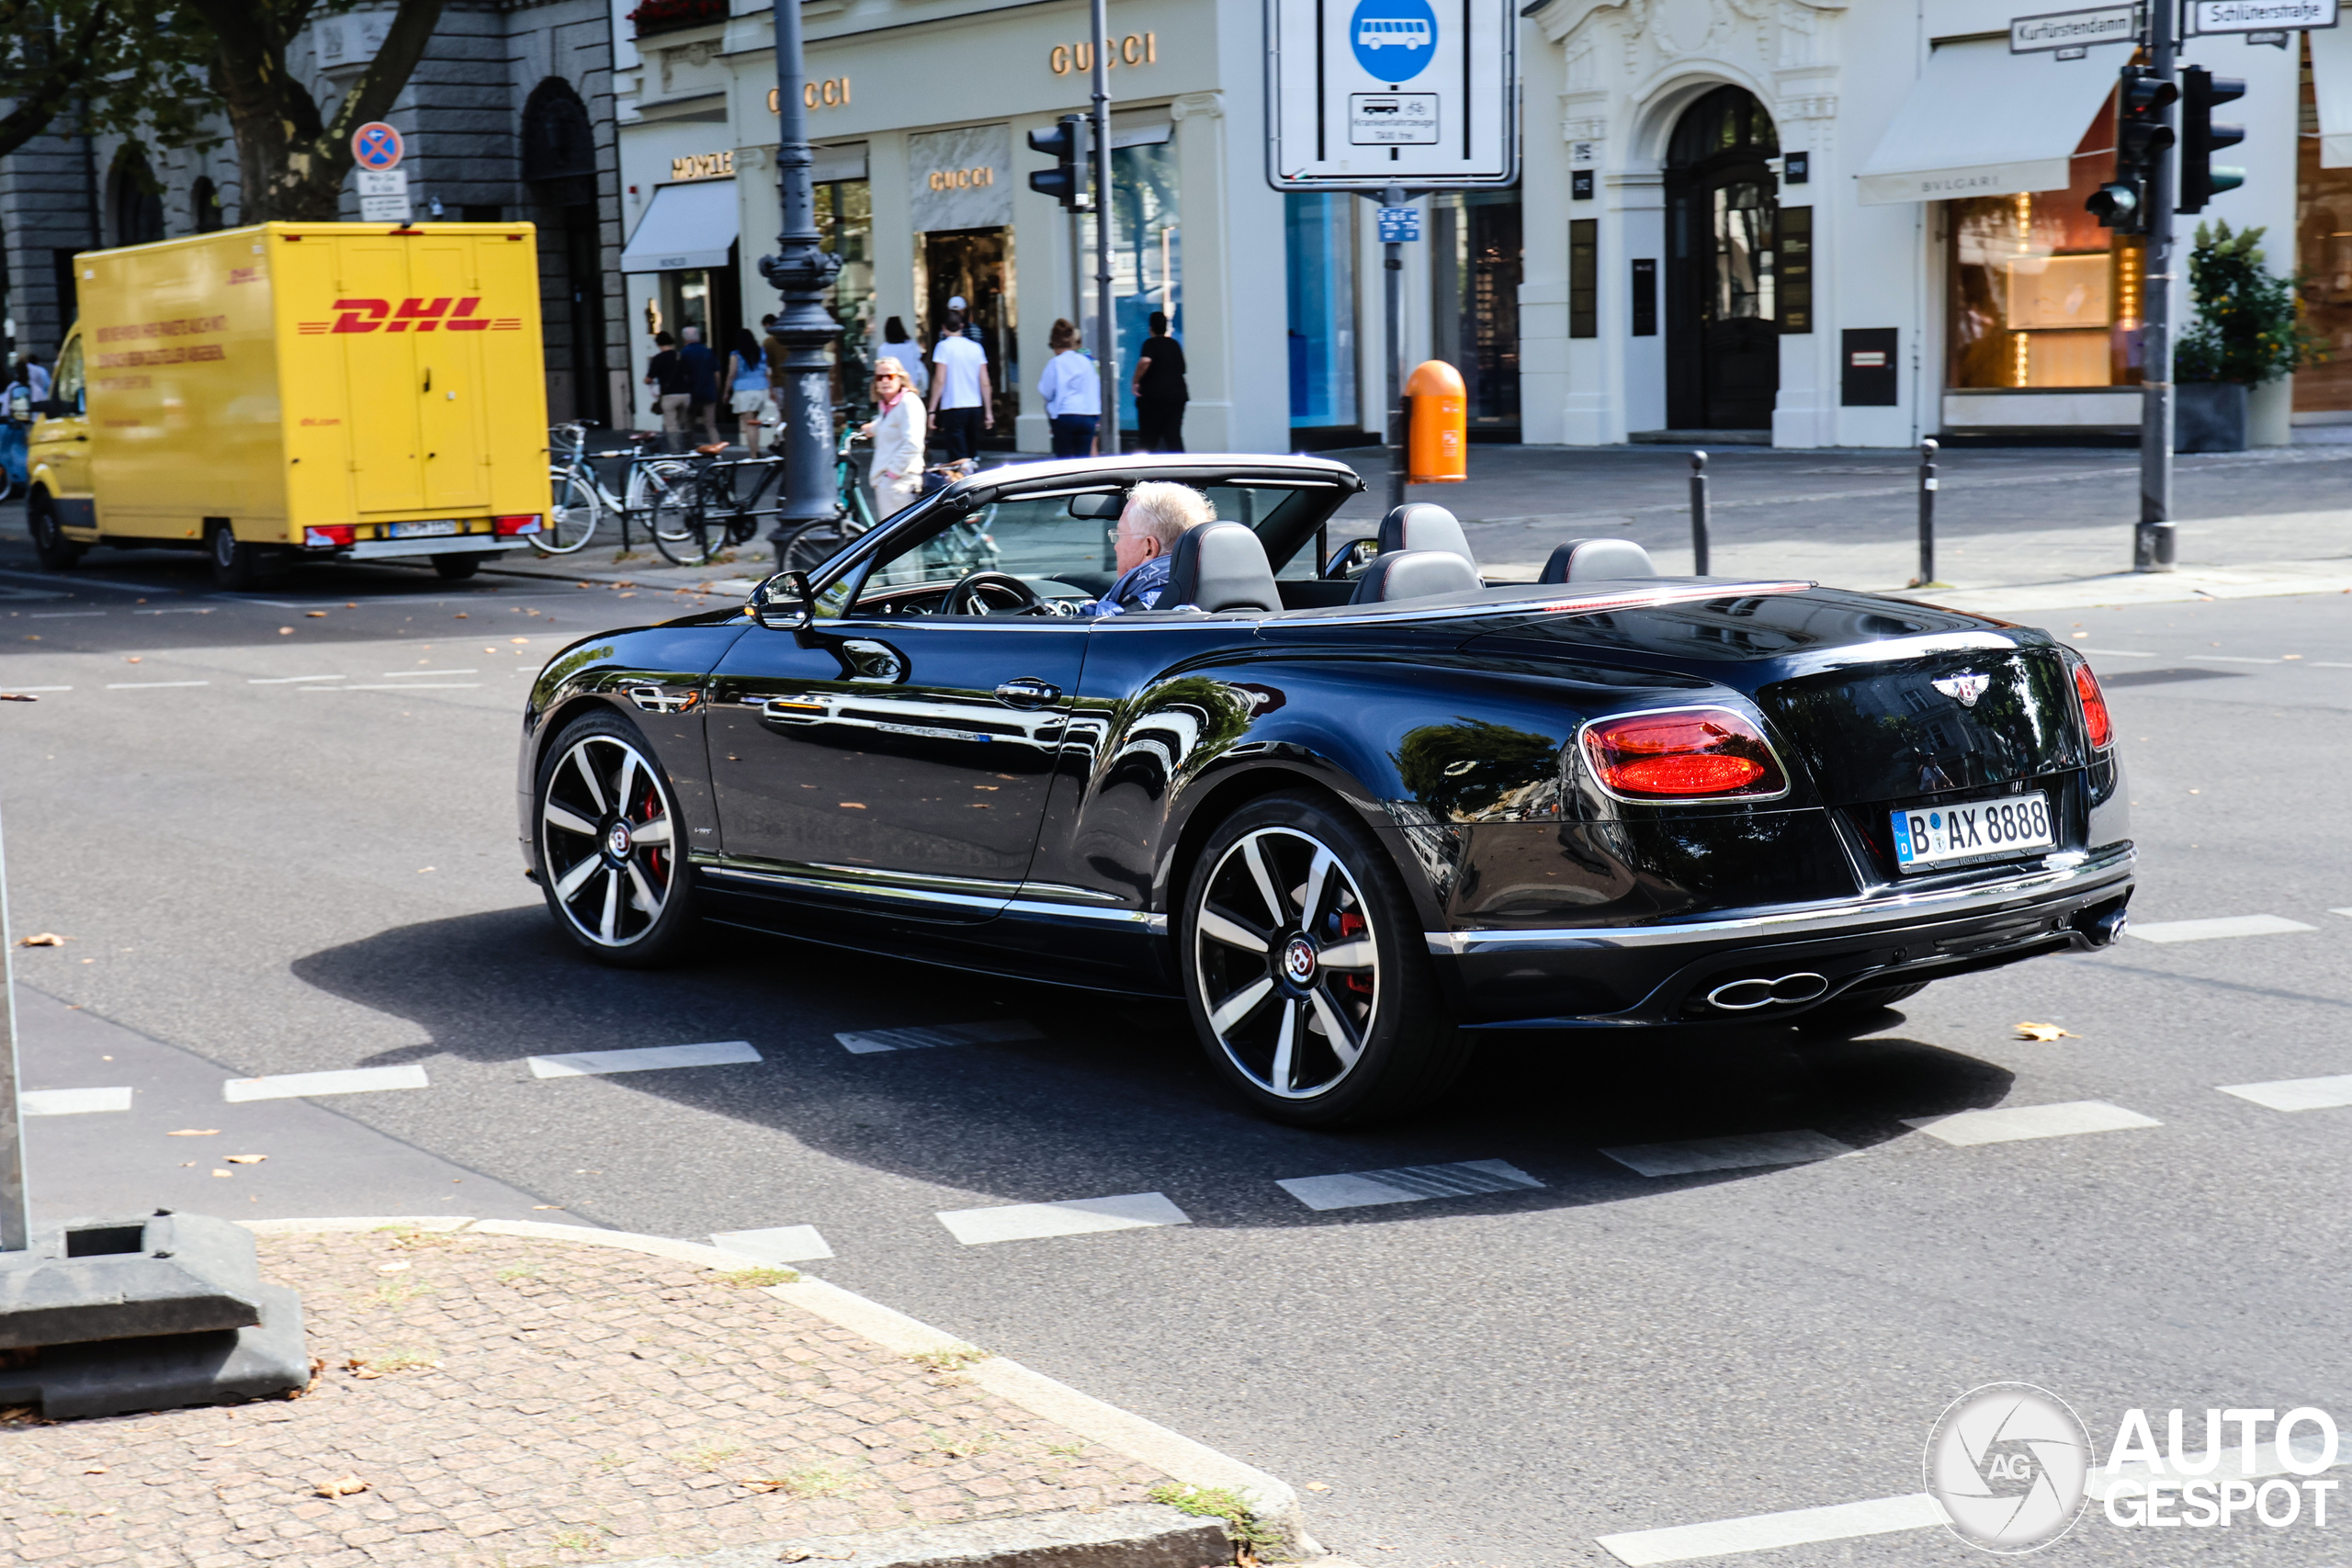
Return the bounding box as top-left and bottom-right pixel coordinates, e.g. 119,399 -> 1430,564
653,488 -> 727,569
537,468 -> 602,555
628,461 -> 696,542
777,514 -> 865,575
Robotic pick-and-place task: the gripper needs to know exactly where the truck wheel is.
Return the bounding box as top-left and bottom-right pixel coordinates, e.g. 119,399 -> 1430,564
432,553 -> 481,581
28,497 -> 83,571
208,522 -> 266,591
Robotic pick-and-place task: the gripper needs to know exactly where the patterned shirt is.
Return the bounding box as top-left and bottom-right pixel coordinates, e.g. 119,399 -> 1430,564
1082,553 -> 1173,617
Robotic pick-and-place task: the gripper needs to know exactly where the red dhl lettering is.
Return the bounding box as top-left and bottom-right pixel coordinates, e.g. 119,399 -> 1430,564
326,297 -> 494,333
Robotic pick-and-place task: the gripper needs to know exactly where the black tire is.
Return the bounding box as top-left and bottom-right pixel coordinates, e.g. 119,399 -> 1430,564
208,521 -> 266,591
432,552 -> 481,581
1181,790 -> 1470,1127
776,516 -> 860,576
1815,979 -> 1930,1019
533,710 -> 700,967
28,495 -> 82,571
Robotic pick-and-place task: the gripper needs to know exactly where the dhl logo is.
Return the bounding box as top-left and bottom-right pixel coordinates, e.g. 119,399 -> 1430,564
296,297 -> 525,335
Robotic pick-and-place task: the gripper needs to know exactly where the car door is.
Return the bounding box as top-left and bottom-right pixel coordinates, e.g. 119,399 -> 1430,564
705,494 -> 1102,922
32,333 -> 95,530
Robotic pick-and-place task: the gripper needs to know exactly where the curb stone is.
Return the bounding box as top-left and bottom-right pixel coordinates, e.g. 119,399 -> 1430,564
603,1501 -> 1225,1566
240,1216 -> 1323,1563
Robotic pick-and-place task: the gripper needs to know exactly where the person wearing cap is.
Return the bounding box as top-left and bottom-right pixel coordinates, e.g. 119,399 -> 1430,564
927,299 -> 991,462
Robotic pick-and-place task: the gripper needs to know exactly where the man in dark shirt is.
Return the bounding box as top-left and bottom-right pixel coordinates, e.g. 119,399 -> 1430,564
1131,310 -> 1187,453
644,333 -> 692,450
678,325 -> 721,445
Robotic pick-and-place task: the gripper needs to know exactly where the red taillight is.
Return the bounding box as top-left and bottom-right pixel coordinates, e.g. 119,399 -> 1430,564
304,525 -> 356,548
2074,662 -> 2113,750
1582,709 -> 1788,800
494,513 -> 544,536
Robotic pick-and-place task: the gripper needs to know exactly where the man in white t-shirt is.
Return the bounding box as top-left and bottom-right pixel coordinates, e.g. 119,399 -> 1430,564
926,297 -> 991,461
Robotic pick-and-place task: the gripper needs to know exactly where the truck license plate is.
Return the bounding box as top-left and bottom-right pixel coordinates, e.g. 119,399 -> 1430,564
1891,792 -> 2053,871
389,519 -> 459,539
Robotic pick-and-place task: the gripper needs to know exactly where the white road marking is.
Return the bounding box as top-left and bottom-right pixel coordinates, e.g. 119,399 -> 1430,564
133,606 -> 213,615
2313,661 -> 2352,669
527,1041 -> 760,1077
249,674 -> 345,683
935,1191 -> 1191,1246
1278,1159 -> 1543,1211
2185,653 -> 2278,664
27,611 -> 105,619
1595,1493 -> 1947,1565
22,1087 -> 133,1116
380,668 -> 479,676
1904,1100 -> 2160,1146
2330,907 -> 2352,919
4,685 -> 73,692
2217,1074 -> 2352,1112
2126,914 -> 2316,942
2079,648 -> 2156,657
223,1065 -> 430,1101
838,1020 -> 1044,1054
710,1225 -> 834,1263
105,681 -> 209,690
302,682 -> 481,691
1600,1131 -> 1854,1178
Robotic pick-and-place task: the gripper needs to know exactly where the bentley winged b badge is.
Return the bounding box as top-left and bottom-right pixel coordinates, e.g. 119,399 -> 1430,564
1932,672 -> 1992,707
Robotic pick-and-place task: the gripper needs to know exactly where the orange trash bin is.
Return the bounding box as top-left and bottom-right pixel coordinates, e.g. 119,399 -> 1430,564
1406,360 -> 1467,484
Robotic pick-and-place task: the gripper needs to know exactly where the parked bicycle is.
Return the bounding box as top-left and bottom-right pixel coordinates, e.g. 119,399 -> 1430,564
652,452 -> 788,569
544,423 -> 696,557
772,439 -> 982,576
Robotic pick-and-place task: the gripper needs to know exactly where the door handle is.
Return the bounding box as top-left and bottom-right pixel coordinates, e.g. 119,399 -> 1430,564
996,677 -> 1060,708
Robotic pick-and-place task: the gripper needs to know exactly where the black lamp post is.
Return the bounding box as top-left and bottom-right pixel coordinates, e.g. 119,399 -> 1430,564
761,0 -> 843,565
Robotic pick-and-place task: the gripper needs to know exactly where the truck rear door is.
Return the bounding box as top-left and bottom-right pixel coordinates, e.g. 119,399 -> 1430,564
409,236 -> 489,513
334,235 -> 428,513
330,231 -> 493,518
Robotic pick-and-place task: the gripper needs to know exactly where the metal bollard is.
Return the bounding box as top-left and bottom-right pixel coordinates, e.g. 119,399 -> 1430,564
1689,450 -> 1711,576
1916,438 -> 1939,587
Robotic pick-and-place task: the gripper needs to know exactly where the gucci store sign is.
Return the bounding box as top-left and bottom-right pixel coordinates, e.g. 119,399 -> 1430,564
910,125 -> 1012,231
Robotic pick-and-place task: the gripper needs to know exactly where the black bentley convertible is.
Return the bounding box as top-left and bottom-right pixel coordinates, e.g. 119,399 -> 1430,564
517,454 -> 2132,1125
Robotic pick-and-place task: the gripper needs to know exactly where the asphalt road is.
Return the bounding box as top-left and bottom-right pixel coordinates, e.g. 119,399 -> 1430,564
3,536 -> 2348,1567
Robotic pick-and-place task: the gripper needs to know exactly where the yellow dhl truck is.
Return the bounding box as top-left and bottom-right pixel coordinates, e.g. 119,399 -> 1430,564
28,221 -> 550,589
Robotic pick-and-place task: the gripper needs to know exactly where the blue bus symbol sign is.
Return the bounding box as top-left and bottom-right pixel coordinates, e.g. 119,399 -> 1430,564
1350,0 -> 1437,81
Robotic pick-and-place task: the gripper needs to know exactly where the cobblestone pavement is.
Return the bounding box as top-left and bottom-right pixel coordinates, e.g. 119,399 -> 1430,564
0,1229 -> 1165,1567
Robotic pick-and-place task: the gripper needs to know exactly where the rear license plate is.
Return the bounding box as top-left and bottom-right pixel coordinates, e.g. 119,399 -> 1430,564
1891,792 -> 2054,871
389,519 -> 459,539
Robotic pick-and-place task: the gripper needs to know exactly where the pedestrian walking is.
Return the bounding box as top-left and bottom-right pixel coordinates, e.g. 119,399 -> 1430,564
877,317 -> 926,397
678,325 -> 721,445
1037,319 -> 1099,458
725,328 -> 771,457
1131,312 -> 1187,452
1,361 -> 33,496
644,333 -> 693,451
927,305 -> 991,462
20,354 -> 49,407
861,357 -> 928,519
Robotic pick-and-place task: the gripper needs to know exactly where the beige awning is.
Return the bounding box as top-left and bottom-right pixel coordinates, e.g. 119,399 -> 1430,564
1857,36 -> 2133,206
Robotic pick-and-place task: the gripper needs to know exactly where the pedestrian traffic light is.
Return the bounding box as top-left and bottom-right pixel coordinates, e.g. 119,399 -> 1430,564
2179,66 -> 2247,213
2089,65 -> 2178,232
1027,115 -> 1086,210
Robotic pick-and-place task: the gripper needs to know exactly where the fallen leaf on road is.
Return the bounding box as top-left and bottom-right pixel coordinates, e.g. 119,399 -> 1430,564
376,1262 -> 410,1273
124,656 -> 140,663
305,611 -> 327,618
84,1466 -> 107,1474
210,1169 -> 232,1179
277,627 -> 293,636
224,1155 -> 266,1165
532,1204 -> 565,1210
315,1474 -> 368,1497
839,803 -> 866,809
17,933 -> 65,947
0,694 -> 37,703
166,1129 -> 219,1136
453,613 -> 468,619
510,637 -> 528,644
1304,1482 -> 1330,1491
2015,1022 -> 2078,1042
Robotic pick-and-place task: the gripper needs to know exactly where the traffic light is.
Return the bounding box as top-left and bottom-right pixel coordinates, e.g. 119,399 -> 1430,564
2179,66 -> 2247,213
2088,66 -> 2177,232
1027,115 -> 1086,210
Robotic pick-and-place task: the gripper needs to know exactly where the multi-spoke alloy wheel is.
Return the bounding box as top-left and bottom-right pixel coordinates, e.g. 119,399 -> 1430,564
536,717 -> 695,964
1182,793 -> 1468,1126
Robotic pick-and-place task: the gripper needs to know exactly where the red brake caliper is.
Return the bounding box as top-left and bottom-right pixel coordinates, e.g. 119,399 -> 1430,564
1335,910 -> 1370,998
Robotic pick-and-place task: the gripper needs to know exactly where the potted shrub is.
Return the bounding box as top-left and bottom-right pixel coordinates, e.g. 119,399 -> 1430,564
2173,221 -> 2323,452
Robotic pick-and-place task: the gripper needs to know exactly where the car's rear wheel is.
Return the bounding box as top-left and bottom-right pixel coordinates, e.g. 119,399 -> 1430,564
28,496 -> 82,571
535,712 -> 699,967
432,552 -> 482,581
1181,791 -> 1470,1126
208,521 -> 267,591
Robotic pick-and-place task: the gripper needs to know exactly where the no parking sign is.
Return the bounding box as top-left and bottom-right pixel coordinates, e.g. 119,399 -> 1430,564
352,122 -> 403,172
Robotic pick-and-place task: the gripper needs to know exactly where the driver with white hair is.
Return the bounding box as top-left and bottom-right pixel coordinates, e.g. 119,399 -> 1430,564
1083,481 -> 1216,616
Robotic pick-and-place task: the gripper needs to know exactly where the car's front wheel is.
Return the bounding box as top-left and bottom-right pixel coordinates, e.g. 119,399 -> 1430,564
1182,791 -> 1470,1126
534,713 -> 699,966
28,496 -> 81,571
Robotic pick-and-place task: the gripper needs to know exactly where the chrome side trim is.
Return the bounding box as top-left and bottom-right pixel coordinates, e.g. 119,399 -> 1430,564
694,855 -> 1163,930
1424,846 -> 2133,954
1004,898 -> 1169,932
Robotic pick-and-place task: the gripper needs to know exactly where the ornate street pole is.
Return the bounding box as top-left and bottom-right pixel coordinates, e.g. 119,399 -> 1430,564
2135,0 -> 2178,572
763,0 -> 844,566
1090,0 -> 1118,455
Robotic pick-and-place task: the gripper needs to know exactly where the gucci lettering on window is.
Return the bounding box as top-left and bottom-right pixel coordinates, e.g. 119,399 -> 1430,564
1049,33 -> 1157,73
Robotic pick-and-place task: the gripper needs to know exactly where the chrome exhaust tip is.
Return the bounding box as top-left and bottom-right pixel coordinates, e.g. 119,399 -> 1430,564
1705,972 -> 1828,1010
2075,900 -> 2130,948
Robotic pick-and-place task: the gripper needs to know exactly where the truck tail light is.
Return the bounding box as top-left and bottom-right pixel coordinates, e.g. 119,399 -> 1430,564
304,525 -> 356,548
494,513 -> 543,536
1581,708 -> 1789,801
2074,662 -> 2114,750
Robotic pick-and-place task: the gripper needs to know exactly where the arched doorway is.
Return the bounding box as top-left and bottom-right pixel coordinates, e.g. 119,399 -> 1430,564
109,150 -> 165,247
523,77 -> 608,426
1665,86 -> 1779,430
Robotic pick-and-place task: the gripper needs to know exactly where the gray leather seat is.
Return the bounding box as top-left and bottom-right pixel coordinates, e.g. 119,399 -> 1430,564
1161,522 -> 1282,613
1539,537 -> 1657,583
1376,503 -> 1476,571
1349,548 -> 1483,604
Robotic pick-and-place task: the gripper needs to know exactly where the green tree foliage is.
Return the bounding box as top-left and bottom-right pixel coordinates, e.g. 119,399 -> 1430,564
0,0 -> 215,164
2175,220 -> 2325,386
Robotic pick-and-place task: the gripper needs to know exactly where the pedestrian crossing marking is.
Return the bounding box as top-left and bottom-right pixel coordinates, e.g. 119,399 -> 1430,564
2126,914 -> 2315,943
1600,1131 -> 1854,1178
838,1021 -> 1043,1054
1278,1159 -> 1542,1211
935,1191 -> 1190,1246
223,1065 -> 430,1102
528,1041 -> 759,1077
2217,1074 -> 2352,1112
711,1224 -> 833,1263
1903,1100 -> 2159,1146
22,1087 -> 132,1116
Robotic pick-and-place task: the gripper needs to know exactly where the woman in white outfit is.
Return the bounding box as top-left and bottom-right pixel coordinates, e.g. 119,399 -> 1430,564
862,357 -> 928,520
1036,318 -> 1100,457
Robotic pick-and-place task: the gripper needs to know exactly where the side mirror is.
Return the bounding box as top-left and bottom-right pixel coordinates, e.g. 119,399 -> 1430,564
753,570 -> 816,630
1324,536 -> 1379,579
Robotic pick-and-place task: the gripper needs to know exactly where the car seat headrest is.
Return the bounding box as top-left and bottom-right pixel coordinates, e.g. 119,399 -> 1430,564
1348,548 -> 1484,604
1376,503 -> 1476,570
1538,538 -> 1658,584
1162,522 -> 1282,614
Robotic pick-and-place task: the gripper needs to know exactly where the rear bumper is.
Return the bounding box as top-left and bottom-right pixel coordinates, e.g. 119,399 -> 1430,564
342,535 -> 514,559
1430,844 -> 2135,1027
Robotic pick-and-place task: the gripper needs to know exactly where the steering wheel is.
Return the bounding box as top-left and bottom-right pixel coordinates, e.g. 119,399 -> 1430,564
944,569 -> 1046,616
